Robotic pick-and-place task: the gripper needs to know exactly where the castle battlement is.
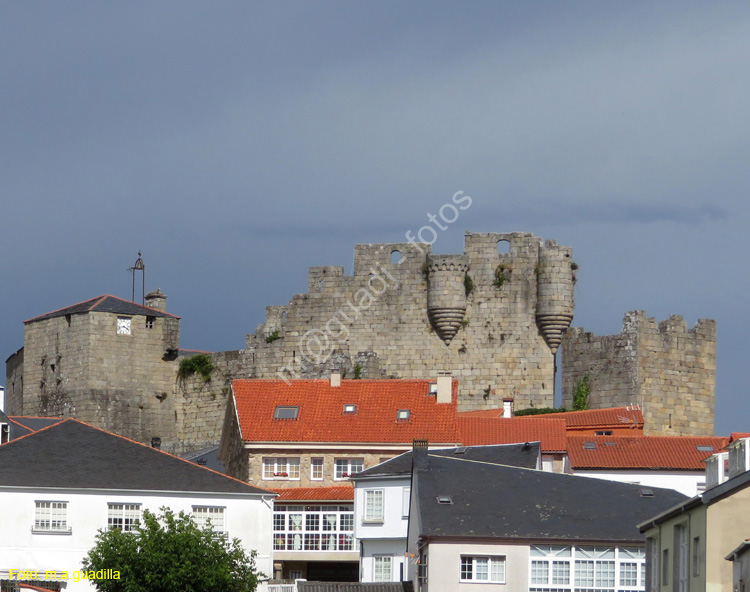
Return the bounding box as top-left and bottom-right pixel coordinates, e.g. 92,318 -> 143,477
562,311 -> 716,436
244,232 -> 577,410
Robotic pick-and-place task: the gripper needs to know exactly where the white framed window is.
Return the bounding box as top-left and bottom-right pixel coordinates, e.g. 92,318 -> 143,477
335,458 -> 364,480
107,503 -> 141,531
460,556 -> 505,583
364,489 -> 384,522
311,458 -> 324,481
263,457 -> 301,480
374,556 -> 392,582
402,487 -> 411,518
193,506 -> 226,534
273,504 -> 355,552
530,545 -> 645,592
33,501 -> 70,534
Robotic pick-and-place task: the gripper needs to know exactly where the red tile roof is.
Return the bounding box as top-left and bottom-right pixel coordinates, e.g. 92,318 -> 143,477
271,486 -> 354,501
568,435 -> 731,470
457,416 -> 567,452
731,433 -> 750,442
462,406 -> 644,430
232,379 -> 460,445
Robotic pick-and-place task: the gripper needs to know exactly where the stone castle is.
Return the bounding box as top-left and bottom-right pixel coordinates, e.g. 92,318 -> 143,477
4,231 -> 717,452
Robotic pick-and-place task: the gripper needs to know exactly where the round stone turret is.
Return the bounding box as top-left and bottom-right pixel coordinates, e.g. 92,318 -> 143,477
535,241 -> 575,353
426,254 -> 469,345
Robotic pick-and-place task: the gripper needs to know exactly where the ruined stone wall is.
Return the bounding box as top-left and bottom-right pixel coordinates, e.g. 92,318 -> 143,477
171,349 -> 255,455
243,232 -> 576,411
561,311 -> 716,436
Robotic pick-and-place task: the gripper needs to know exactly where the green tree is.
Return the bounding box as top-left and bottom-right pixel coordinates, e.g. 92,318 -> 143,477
83,508 -> 262,592
572,374 -> 591,411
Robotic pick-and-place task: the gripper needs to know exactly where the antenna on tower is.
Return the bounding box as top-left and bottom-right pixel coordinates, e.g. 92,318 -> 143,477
129,252 -> 145,304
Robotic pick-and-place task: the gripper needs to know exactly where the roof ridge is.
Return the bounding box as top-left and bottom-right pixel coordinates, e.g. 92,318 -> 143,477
65,418 -> 274,491
23,295 -> 105,323
1,418 -> 275,494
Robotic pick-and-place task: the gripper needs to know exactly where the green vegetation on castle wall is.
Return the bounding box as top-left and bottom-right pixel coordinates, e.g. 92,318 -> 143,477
178,353 -> 214,383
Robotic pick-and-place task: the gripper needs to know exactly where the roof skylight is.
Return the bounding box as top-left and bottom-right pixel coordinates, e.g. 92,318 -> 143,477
274,406 -> 299,420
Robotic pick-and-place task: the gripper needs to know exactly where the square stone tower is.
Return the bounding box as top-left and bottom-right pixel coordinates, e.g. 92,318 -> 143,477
561,311 -> 716,436
5,293 -> 181,444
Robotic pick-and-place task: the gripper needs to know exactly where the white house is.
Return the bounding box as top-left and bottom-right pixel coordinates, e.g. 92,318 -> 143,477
405,442 -> 688,592
352,443 -> 541,583
0,418 -> 276,592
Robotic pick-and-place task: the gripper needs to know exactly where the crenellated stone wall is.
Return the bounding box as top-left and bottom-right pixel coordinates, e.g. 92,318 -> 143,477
561,311 -> 716,436
243,232 -> 577,411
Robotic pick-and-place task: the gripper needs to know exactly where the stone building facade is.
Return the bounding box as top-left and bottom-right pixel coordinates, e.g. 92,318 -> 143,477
561,311 -> 716,436
4,292 -> 243,454
244,232 -> 576,411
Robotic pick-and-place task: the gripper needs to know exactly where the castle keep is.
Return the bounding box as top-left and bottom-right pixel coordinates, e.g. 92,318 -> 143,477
4,291 -> 251,454
561,311 -> 716,436
244,232 -> 576,411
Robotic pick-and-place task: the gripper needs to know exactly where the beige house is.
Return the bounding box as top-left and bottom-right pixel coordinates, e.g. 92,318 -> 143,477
639,437 -> 750,592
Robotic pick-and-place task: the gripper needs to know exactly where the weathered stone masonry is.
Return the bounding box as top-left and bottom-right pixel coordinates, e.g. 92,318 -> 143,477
244,232 -> 576,411
561,311 -> 716,436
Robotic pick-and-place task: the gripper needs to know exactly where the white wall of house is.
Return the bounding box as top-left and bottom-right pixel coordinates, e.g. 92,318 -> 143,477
354,476 -> 411,582
571,469 -> 705,497
360,538 -> 408,583
0,488 -> 274,591
425,541 -> 529,592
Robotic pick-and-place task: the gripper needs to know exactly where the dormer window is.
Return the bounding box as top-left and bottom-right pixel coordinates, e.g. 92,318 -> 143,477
343,404 -> 357,414
396,409 -> 411,420
274,406 -> 299,420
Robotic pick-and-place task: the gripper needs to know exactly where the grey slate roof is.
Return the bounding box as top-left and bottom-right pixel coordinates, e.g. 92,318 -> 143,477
298,583 -> 414,592
0,419 -> 270,495
181,445 -> 226,474
0,412 -> 63,441
354,443 -> 541,479
25,294 -> 179,323
415,453 -> 688,543
10,416 -> 64,433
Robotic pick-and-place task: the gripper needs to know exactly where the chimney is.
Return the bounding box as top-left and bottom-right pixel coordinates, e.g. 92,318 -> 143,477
330,369 -> 341,388
436,371 -> 452,404
502,397 -> 514,418
145,288 -> 167,312
412,439 -> 429,470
